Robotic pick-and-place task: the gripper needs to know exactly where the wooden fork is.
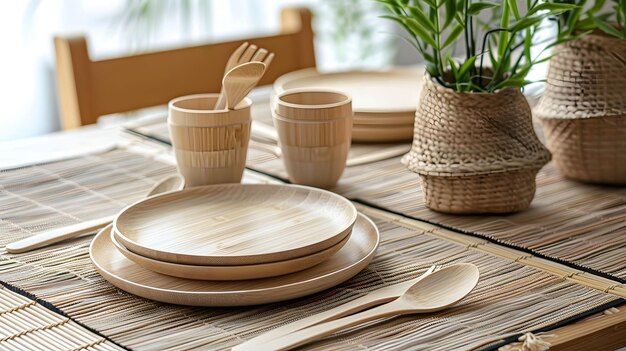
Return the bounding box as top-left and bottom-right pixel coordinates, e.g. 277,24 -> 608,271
214,42 -> 274,110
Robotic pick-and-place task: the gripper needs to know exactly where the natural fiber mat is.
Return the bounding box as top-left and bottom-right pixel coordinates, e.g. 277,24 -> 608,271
0,285 -> 124,351
0,149 -> 622,350
245,152 -> 626,282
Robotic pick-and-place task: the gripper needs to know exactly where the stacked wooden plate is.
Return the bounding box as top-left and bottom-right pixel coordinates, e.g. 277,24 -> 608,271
274,67 -> 424,143
90,184 -> 380,306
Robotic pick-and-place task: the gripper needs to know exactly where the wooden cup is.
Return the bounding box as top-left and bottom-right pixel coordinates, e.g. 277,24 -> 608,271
279,143 -> 351,188
272,114 -> 353,147
272,89 -> 353,188
168,94 -> 251,187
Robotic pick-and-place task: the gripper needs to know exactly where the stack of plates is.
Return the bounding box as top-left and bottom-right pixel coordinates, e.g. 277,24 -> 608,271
90,184 -> 380,306
274,67 -> 424,143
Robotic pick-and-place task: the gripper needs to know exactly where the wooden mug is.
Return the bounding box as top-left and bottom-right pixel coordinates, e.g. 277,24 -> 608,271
168,94 -> 251,187
272,89 -> 353,188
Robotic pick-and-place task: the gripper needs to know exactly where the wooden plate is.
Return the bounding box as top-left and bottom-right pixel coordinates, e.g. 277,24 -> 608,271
90,214 -> 380,306
110,226 -> 350,280
114,184 -> 357,266
353,112 -> 415,126
352,125 -> 414,143
274,67 -> 424,113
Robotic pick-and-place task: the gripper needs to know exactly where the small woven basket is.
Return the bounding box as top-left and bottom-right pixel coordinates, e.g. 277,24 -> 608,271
535,32 -> 626,184
403,76 -> 551,214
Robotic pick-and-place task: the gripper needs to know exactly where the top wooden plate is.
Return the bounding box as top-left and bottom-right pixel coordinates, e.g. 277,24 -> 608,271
274,67 -> 424,114
113,184 -> 357,266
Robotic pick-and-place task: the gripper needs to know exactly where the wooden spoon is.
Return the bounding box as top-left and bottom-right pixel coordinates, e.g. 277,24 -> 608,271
214,43 -> 274,110
221,61 -> 267,110
6,175 -> 185,254
232,265 -> 439,351
250,263 -> 480,351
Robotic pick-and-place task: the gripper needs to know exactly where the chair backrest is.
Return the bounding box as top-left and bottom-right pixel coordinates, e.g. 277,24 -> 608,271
54,7 -> 315,129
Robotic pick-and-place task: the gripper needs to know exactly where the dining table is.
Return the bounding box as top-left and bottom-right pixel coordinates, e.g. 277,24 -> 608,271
0,88 -> 625,351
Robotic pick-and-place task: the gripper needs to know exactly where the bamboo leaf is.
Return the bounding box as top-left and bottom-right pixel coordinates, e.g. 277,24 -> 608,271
468,1 -> 500,16
498,0 -> 510,61
407,5 -> 436,32
593,18 -> 625,38
589,0 -> 607,15
528,3 -> 577,16
564,8 -> 582,37
493,78 -> 533,90
507,0 -> 520,20
446,54 -> 460,81
509,15 -> 545,33
458,55 -> 478,78
405,17 -> 438,46
442,23 -> 464,48
575,17 -> 596,31
524,28 -> 531,62
423,0 -> 438,8
443,0 -> 456,28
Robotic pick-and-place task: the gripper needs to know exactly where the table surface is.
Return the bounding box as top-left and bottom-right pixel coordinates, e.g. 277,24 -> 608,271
1,103 -> 625,351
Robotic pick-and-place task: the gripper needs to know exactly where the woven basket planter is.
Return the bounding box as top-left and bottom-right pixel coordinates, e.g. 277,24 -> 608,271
535,32 -> 626,184
402,76 -> 551,214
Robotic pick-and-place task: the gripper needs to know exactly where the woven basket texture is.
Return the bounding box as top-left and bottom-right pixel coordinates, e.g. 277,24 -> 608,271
403,76 -> 551,213
535,33 -> 626,184
541,116 -> 626,184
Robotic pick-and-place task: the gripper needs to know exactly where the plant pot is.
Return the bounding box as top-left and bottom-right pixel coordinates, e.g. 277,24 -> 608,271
402,76 -> 551,214
535,32 -> 626,184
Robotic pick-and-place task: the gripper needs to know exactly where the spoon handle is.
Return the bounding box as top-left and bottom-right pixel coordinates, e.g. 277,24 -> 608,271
233,285 -> 406,351
255,301 -> 405,351
214,88 -> 228,110
6,215 -> 115,254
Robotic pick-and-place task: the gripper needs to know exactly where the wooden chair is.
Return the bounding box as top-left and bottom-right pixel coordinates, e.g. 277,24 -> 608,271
54,7 -> 315,129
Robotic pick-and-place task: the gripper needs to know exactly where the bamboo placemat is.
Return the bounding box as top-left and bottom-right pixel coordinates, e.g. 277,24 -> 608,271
0,149 -> 622,350
0,285 -> 124,351
246,153 -> 626,282
337,158 -> 626,281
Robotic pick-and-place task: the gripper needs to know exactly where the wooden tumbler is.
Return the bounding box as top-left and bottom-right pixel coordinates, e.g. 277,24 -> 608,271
273,89 -> 353,188
168,94 -> 251,187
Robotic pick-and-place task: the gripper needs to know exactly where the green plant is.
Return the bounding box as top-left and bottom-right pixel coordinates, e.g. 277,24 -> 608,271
377,0 -> 577,92
552,0 -> 626,39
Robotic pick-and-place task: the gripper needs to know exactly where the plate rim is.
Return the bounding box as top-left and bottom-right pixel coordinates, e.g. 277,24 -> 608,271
109,224 -> 351,281
273,67 -> 423,114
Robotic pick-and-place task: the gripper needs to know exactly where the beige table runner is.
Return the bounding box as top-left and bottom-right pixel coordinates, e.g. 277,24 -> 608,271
0,149 -> 622,351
